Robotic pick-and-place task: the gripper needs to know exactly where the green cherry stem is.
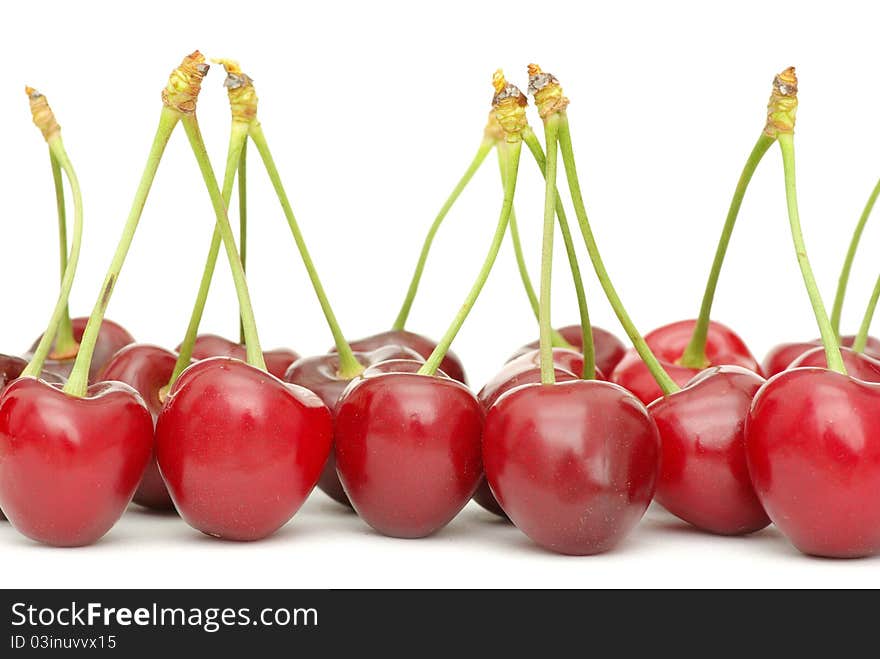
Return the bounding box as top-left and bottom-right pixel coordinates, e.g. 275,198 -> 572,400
830,177 -> 880,337
777,132 -> 845,374
392,137 -> 495,331
523,127 -> 595,380
678,133 -> 775,368
248,122 -> 362,378
23,138 -> 84,378
238,138 -> 248,345
557,113 -> 679,394
538,114 -> 560,384
169,120 -> 249,386
49,149 -> 77,355
63,107 -> 180,396
853,272 -> 880,353
497,143 -> 573,350
181,114 -> 266,371
419,140 -> 522,376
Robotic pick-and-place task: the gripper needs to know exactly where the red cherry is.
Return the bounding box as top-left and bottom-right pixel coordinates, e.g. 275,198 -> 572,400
611,319 -> 761,405
26,317 -> 134,383
647,366 -> 770,535
0,377 -> 152,546
482,379 -> 659,555
509,325 -> 626,375
179,333 -> 300,381
334,360 -> 483,538
155,358 -> 332,541
788,345 -> 880,382
342,329 -> 467,384
746,368 -> 880,557
763,335 -> 880,376
99,344 -> 187,510
284,345 -> 423,506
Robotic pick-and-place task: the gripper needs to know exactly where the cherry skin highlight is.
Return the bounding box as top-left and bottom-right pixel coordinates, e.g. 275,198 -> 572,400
343,329 -> 467,384
482,379 -> 660,555
99,343 -> 185,510
27,317 -> 135,383
509,325 -> 626,375
0,377 -> 152,546
334,359 -> 483,538
155,357 -> 332,541
284,345 -> 423,506
611,319 -> 761,405
180,333 -> 300,380
763,335 -> 880,377
647,366 -> 769,535
788,345 -> 880,383
746,368 -> 880,558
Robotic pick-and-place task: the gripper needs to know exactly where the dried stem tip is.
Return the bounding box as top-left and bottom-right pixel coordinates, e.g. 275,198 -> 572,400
213,58 -> 258,123
764,66 -> 798,137
491,69 -> 528,142
527,64 -> 569,120
25,87 -> 60,142
162,51 -> 209,114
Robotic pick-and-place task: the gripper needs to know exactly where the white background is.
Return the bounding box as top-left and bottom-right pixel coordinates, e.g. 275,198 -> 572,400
2,0 -> 880,588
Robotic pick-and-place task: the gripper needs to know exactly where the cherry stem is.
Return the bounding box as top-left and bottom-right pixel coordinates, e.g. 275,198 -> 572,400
238,139 -> 248,345
24,138 -> 84,378
557,113 -> 678,394
538,115 -> 561,384
169,120 -> 250,386
679,133 -> 775,368
830,177 -> 880,337
497,144 -> 573,350
248,122 -> 362,378
777,133 -> 845,374
392,138 -> 495,331
181,114 -> 266,371
853,272 -> 880,353
63,107 -> 179,396
523,128 -> 595,380
49,149 -> 77,355
418,141 -> 521,376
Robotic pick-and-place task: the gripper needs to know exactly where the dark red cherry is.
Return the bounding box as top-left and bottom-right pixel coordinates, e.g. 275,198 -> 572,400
26,317 -> 134,383
763,335 -> 880,376
180,333 -> 300,380
342,329 -> 467,384
788,345 -> 880,382
509,325 -> 626,375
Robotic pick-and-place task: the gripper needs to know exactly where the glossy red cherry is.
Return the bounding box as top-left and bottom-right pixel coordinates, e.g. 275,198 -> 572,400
284,345 -> 423,506
334,359 -> 483,538
763,335 -> 880,376
746,368 -> 880,557
0,377 -> 152,546
788,345 -> 880,383
611,319 -> 761,405
483,379 -> 659,555
509,325 -> 626,375
156,357 -> 332,541
180,333 -> 300,380
647,366 -> 769,535
472,348 -> 597,518
26,316 -> 134,383
342,330 -> 467,384
99,344 -> 185,510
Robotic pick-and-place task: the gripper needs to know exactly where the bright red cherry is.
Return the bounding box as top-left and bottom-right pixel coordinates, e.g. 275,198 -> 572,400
509,325 -> 625,375
0,377 -> 152,546
334,360 -> 483,538
647,366 -> 769,535
180,333 -> 300,380
343,330 -> 467,384
482,379 -> 659,555
611,319 -> 761,405
788,345 -> 880,383
155,358 -> 332,541
763,335 -> 880,376
99,344 -> 185,510
27,317 -> 134,383
746,368 -> 880,557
